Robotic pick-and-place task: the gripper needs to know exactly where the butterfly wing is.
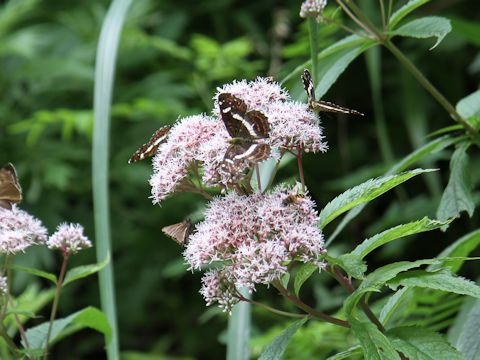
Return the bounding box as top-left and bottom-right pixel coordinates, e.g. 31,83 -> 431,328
0,163 -> 22,207
128,126 -> 171,164
302,69 -> 316,104
218,93 -> 252,139
244,110 -> 270,139
162,220 -> 193,246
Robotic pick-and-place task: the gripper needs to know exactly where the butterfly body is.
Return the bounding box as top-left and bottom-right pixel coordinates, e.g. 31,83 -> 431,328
0,163 -> 22,210
302,69 -> 364,116
218,93 -> 271,166
128,125 -> 171,164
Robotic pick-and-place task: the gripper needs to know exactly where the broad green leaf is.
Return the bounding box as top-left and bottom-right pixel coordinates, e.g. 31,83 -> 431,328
258,318 -> 308,360
24,307 -> 111,349
294,263 -> 318,296
344,259 -> 440,315
387,326 -> 464,360
388,269 -> 480,299
63,254 -> 110,287
379,288 -> 410,325
350,217 -> 449,259
335,254 -> 367,280
429,229 -> 480,273
349,316 -> 400,360
452,299 -> 480,359
326,345 -> 362,360
456,89 -> 480,128
390,17 -> 452,50
437,144 -> 474,228
319,169 -> 434,229
11,265 -> 57,284
389,0 -> 430,29
227,288 -> 251,360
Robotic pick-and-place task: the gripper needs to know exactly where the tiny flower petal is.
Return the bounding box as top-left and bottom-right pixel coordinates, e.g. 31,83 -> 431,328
300,0 -> 327,18
47,223 -> 92,254
200,270 -> 239,314
0,276 -> 7,296
0,205 -> 48,254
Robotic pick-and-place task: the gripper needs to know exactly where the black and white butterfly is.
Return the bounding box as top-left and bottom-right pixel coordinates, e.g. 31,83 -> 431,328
218,93 -> 271,166
302,69 -> 364,116
162,220 -> 194,246
128,126 -> 171,164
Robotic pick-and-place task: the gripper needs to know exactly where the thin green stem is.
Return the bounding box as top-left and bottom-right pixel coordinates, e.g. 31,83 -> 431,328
387,0 -> 393,22
273,281 -> 350,328
308,17 -> 319,85
255,164 -> 262,193
344,0 -> 384,40
0,324 -> 19,356
384,40 -> 479,140
8,295 -> 30,349
379,0 -> 386,29
336,0 -> 376,38
236,293 -> 305,319
296,147 -> 306,193
43,255 -> 69,360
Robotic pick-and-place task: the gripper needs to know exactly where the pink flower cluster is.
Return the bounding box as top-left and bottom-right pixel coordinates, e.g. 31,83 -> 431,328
300,0 -> 327,18
150,77 -> 327,203
184,185 -> 326,312
0,205 -> 48,254
47,223 -> 92,256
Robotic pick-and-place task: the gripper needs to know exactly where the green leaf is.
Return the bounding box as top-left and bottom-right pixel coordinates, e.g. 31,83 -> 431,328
436,144 -> 475,228
456,89 -> 480,128
387,326 -> 464,360
379,288 -> 410,325
452,299 -> 480,359
389,0 -> 431,29
258,317 -> 308,360
335,254 -> 367,279
24,307 -> 111,349
388,269 -> 480,299
390,16 -> 452,50
63,254 -> 110,287
11,265 -> 57,284
349,316 -> 400,360
326,345 -> 363,360
294,263 -> 318,296
319,169 -> 435,229
429,229 -> 480,273
350,217 -> 449,259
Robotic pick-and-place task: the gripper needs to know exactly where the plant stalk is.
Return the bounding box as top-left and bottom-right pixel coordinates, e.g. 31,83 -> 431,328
308,17 -> 319,85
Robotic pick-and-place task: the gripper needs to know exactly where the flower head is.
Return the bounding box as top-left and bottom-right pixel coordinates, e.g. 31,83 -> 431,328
200,270 -> 239,314
47,223 -> 92,255
0,276 -> 7,296
185,186 -> 326,310
300,0 -> 327,18
0,205 -> 48,254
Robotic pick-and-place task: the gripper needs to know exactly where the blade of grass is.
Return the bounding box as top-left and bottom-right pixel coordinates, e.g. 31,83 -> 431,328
93,0 -> 133,358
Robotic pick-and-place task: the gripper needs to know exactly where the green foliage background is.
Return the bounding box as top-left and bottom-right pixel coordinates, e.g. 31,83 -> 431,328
0,0 -> 479,358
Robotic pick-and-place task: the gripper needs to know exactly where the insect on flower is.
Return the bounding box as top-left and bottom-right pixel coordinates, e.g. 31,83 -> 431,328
128,125 -> 171,164
0,163 -> 22,210
302,69 -> 364,116
162,220 -> 194,246
217,93 -> 271,167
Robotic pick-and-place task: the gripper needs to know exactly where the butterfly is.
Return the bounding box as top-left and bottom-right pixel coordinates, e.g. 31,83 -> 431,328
0,163 -> 22,210
128,126 -> 171,164
162,220 -> 194,246
302,69 -> 364,116
217,93 -> 271,166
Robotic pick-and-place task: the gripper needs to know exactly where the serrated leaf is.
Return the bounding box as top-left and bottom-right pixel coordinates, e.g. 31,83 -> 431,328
437,144 -> 474,228
293,263 -> 318,296
387,269 -> 480,299
387,326 -> 464,359
335,254 -> 367,279
258,318 -> 308,360
349,316 -> 400,360
350,217 -> 448,259
24,307 -> 111,349
389,0 -> 431,29
429,229 -> 480,273
379,288 -> 410,325
452,299 -> 480,359
63,254 -> 110,287
344,259 -> 441,315
319,169 -> 435,229
326,345 -> 363,360
456,89 -> 480,128
11,265 -> 57,284
390,16 -> 452,49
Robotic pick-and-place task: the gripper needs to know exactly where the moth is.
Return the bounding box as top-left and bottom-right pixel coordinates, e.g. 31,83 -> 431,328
217,93 -> 271,166
162,220 -> 194,246
0,163 -> 22,210
128,126 -> 171,164
302,69 -> 364,116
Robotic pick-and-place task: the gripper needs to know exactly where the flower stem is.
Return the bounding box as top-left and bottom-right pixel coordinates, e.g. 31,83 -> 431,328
8,295 -> 30,349
336,0 -> 376,38
296,147 -> 306,193
43,255 -> 69,360
384,40 -> 479,138
273,281 -> 350,328
236,293 -> 305,319
255,164 -> 262,193
379,0 -> 386,29
308,17 -> 319,85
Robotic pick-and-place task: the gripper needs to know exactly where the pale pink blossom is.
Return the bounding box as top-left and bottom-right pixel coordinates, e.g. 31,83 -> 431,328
200,270 -> 239,313
300,0 -> 327,18
0,276 -> 7,296
0,205 -> 48,254
47,223 -> 92,255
